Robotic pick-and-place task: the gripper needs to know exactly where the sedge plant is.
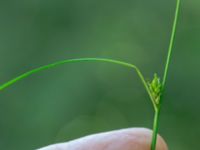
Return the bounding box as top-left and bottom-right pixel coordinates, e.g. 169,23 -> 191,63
0,0 -> 181,149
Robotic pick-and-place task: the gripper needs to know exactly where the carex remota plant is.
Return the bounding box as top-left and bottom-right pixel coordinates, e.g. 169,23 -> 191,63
0,0 -> 181,149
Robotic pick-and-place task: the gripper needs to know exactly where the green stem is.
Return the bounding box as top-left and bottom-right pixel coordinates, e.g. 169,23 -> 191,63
151,0 -> 180,150
151,0 -> 181,149
0,57 -> 156,108
0,58 -> 152,100
162,0 -> 181,87
151,107 -> 161,150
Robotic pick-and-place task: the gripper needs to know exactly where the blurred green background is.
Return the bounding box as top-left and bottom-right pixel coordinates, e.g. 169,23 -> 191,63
0,0 -> 199,149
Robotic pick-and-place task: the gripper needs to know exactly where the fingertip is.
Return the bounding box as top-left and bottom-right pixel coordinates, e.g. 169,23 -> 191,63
119,128 -> 168,150
39,128 -> 168,150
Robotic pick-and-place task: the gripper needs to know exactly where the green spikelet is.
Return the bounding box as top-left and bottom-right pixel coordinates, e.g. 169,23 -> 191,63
148,74 -> 162,105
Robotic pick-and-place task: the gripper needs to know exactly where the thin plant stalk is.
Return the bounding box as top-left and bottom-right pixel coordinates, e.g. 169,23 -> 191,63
151,0 -> 181,149
0,58 -> 149,95
151,108 -> 160,150
162,0 -> 181,87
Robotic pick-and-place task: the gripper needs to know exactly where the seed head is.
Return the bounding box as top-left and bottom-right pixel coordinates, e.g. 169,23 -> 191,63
148,74 -> 162,105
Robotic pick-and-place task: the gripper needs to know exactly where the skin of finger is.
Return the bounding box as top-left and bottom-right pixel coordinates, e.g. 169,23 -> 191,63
38,128 -> 168,150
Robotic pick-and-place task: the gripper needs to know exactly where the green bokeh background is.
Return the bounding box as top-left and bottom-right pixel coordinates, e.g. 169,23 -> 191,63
0,0 -> 199,149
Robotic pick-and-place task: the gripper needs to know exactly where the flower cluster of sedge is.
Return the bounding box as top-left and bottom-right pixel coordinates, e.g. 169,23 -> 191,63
148,74 -> 162,105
